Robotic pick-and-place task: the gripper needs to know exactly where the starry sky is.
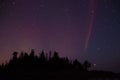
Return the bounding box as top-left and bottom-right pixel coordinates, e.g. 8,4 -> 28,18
0,0 -> 120,72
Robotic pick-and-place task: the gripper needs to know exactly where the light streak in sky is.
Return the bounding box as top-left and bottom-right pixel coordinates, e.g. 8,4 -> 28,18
84,0 -> 97,51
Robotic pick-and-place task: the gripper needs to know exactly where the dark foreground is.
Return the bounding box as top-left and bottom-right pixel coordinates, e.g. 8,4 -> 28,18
0,50 -> 119,80
0,70 -> 120,80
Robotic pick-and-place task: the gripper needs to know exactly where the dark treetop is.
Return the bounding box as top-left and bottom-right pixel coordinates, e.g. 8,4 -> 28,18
0,49 -> 119,80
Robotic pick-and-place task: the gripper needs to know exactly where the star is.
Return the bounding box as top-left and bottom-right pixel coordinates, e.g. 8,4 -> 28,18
97,48 -> 101,51
64,8 -> 72,13
93,64 -> 96,67
32,23 -> 35,26
12,1 -> 16,5
40,4 -> 45,8
105,5 -> 109,9
90,10 -> 95,15
103,18 -> 108,23
111,9 -> 116,13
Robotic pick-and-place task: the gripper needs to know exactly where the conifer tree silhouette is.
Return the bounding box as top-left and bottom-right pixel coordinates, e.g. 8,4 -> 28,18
0,49 -> 119,80
83,60 -> 91,71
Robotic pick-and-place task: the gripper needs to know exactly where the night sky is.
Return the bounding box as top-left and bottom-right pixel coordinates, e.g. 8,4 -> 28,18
0,0 -> 120,72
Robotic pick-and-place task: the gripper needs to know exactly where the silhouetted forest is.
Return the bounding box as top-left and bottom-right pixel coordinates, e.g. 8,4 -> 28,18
0,49 -> 119,80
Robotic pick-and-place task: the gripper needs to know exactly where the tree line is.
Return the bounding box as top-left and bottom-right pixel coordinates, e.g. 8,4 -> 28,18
0,49 -> 119,80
